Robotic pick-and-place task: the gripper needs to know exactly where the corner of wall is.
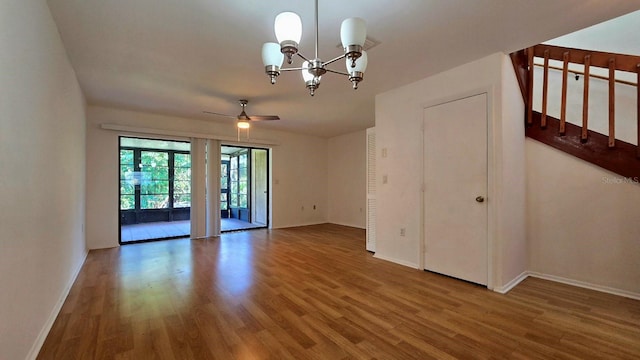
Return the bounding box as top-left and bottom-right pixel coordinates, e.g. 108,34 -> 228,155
494,53 -> 528,289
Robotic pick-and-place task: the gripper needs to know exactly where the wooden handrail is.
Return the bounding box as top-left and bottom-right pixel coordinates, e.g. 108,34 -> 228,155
533,63 -> 638,87
533,45 -> 640,72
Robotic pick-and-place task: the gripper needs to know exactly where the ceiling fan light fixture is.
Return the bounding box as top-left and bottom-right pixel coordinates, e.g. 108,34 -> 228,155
204,99 -> 279,134
262,0 -> 369,96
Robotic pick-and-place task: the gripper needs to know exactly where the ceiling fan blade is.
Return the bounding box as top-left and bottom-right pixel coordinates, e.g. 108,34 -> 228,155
202,111 -> 236,119
248,115 -> 280,121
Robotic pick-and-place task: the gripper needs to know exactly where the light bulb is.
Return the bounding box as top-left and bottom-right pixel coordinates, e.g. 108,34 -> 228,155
237,120 -> 250,129
274,12 -> 302,44
302,61 -> 314,82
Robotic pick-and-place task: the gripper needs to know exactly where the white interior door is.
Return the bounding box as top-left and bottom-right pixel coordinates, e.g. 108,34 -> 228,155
423,93 -> 488,285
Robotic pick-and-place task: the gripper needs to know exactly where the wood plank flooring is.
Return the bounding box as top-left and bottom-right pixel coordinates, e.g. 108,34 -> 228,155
38,224 -> 640,359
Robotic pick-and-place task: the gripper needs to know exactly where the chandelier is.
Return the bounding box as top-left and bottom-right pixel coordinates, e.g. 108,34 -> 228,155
261,0 -> 368,96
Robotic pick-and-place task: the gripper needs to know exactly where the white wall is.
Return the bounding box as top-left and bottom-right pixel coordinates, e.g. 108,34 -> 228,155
527,139 -> 640,296
375,53 -> 527,289
526,13 -> 640,297
86,106 -> 328,249
546,10 -> 640,57
0,1 -> 87,359
497,55 -> 528,288
327,130 -> 367,229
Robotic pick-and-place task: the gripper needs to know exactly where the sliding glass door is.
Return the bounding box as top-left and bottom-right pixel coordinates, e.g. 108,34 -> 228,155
119,137 -> 191,243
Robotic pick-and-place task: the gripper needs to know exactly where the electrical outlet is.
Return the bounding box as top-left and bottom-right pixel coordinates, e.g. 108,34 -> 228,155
382,175 -> 388,184
382,148 -> 388,158
400,228 -> 406,237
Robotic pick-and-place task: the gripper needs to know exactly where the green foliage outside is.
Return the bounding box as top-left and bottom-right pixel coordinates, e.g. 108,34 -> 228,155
119,149 -> 191,210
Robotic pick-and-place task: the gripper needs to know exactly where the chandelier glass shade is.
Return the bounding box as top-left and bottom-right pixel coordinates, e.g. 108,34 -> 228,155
261,0 -> 368,96
274,12 -> 302,45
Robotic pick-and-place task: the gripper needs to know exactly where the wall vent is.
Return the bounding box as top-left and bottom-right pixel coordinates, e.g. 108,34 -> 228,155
336,36 -> 381,52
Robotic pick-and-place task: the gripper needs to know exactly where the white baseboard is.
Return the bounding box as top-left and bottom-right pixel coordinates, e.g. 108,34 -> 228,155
26,250 -> 89,360
493,271 -> 529,294
327,221 -> 366,230
373,254 -> 419,269
273,221 -> 327,229
528,271 -> 640,301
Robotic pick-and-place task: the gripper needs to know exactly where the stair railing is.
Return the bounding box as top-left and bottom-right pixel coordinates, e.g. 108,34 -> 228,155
510,44 -> 640,178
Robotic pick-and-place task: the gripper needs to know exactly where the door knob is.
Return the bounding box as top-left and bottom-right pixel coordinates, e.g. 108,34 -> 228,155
475,196 -> 485,203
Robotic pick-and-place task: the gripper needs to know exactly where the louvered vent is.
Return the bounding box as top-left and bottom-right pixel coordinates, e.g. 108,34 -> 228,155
367,198 -> 376,251
366,127 -> 376,252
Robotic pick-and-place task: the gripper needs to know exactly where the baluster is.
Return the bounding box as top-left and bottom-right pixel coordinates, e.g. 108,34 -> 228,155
637,64 -> 640,158
527,47 -> 534,126
541,50 -> 549,128
608,58 -> 615,148
581,55 -> 591,143
560,52 -> 569,135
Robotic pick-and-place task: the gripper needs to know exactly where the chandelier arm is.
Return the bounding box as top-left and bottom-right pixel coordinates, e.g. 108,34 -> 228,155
280,67 -> 306,72
324,68 -> 350,76
296,52 -> 312,63
323,54 -> 347,67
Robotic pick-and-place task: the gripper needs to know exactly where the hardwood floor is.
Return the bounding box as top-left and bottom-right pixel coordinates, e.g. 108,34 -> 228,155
38,224 -> 640,359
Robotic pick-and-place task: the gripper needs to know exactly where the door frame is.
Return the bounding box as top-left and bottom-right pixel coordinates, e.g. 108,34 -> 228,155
117,135 -> 192,245
419,87 -> 496,290
220,159 -> 230,218
251,148 -> 269,226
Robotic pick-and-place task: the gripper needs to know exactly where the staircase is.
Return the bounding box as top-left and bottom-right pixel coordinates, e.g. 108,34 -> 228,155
510,44 -> 640,178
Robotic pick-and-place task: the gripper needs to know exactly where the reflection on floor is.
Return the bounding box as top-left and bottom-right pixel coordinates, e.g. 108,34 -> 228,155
221,218 -> 265,232
121,220 -> 190,243
121,218 -> 266,242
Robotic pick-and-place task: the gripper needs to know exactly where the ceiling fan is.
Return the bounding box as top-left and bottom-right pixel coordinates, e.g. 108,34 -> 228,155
203,99 -> 280,129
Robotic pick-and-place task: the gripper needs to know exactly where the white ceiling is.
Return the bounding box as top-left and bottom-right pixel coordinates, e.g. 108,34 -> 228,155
47,0 -> 640,138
